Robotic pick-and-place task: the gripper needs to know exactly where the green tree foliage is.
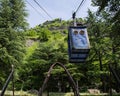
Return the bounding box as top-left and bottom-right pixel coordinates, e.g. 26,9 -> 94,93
86,10 -> 111,92
92,0 -> 120,36
38,28 -> 51,42
0,0 -> 27,88
92,0 -> 119,17
92,0 -> 120,91
25,29 -> 38,37
18,20 -> 85,91
88,0 -> 120,89
92,0 -> 120,45
18,17 -> 108,92
0,0 -> 119,93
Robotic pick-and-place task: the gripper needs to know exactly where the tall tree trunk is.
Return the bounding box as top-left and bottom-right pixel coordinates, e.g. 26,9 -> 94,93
97,50 -> 105,92
112,44 -> 119,92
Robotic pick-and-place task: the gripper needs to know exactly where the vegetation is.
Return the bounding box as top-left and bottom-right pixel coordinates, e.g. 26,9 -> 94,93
0,0 -> 28,89
2,90 -> 35,96
0,0 -> 120,95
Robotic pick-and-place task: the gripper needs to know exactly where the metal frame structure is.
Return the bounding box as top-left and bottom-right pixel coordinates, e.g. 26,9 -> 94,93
0,65 -> 14,96
38,62 -> 80,96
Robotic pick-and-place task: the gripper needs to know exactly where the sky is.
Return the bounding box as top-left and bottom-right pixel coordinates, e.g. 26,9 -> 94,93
25,0 -> 98,28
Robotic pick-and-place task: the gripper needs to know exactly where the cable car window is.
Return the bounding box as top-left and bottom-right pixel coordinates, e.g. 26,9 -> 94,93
71,28 -> 90,49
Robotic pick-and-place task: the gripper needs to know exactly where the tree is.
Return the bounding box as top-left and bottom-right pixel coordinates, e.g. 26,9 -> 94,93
38,28 -> 51,42
18,22 -> 84,92
0,0 -> 28,88
86,10 -> 113,92
92,0 -> 120,92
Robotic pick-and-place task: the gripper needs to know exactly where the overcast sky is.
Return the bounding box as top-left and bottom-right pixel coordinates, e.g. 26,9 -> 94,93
25,0 -> 98,28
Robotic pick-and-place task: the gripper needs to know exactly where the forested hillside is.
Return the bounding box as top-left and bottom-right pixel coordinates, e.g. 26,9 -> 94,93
17,15 -> 120,92
0,0 -> 120,95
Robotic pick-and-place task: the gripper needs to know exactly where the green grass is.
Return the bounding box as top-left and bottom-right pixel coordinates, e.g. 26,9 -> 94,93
1,90 -> 35,96
1,91 -> 120,96
48,92 -> 120,96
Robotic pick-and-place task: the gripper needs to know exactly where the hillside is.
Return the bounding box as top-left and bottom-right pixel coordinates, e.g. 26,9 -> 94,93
0,0 -> 120,95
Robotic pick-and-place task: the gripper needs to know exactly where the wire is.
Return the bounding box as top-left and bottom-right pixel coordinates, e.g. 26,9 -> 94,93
75,0 -> 86,13
33,0 -> 53,20
72,0 -> 86,19
73,0 -> 80,11
25,0 -> 45,18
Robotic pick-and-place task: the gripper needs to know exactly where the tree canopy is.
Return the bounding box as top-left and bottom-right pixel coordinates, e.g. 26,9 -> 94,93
0,0 -> 28,88
0,0 -> 120,94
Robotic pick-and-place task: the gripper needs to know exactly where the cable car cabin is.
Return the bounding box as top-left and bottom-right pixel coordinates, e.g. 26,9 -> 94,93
68,25 -> 90,63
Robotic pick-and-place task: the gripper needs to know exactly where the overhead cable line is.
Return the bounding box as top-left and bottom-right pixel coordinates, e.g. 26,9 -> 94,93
75,0 -> 86,13
33,0 -> 53,19
72,0 -> 86,26
25,0 -> 45,18
72,0 -> 86,19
